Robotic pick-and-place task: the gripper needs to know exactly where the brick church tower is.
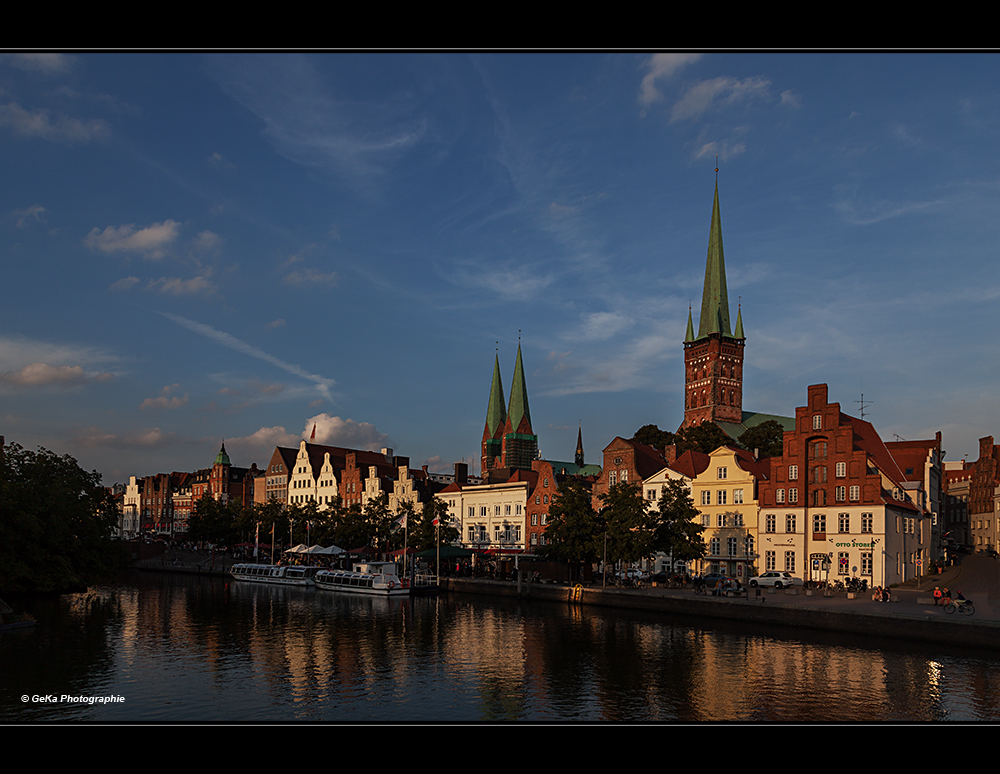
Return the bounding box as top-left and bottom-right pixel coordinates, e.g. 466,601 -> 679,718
681,179 -> 746,429
481,344 -> 539,473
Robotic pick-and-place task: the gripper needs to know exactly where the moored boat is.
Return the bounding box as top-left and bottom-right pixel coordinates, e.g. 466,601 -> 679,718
230,563 -> 319,586
314,562 -> 410,596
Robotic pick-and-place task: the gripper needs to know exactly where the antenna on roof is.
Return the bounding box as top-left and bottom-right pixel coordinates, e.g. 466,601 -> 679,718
855,393 -> 873,421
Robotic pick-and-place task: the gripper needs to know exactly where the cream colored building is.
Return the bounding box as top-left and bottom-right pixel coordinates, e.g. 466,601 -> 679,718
689,446 -> 767,582
458,479 -> 529,550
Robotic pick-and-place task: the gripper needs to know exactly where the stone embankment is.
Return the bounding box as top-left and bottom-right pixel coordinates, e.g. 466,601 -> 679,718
441,574 -> 1000,650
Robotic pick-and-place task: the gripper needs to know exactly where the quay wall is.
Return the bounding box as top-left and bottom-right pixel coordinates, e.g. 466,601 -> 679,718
441,578 -> 1000,650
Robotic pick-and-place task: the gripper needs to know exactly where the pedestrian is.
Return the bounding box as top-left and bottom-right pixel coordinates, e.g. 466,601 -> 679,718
933,586 -> 942,606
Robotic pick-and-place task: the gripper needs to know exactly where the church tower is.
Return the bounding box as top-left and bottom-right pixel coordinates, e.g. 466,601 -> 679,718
501,343 -> 538,470
681,179 -> 746,429
481,353 -> 507,474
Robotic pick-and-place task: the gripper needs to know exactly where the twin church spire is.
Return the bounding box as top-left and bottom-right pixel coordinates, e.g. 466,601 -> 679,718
482,343 -> 538,474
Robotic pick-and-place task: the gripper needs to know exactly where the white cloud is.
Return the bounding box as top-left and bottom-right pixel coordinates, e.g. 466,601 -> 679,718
110,276 -> 141,291
3,53 -> 74,74
304,413 -> 393,450
140,385 -> 189,410
0,101 -> 109,142
85,220 -> 181,259
228,426 -> 301,451
1,362 -> 87,386
639,53 -> 702,109
283,267 -> 337,286
13,204 -> 46,228
147,275 -> 215,295
670,76 -> 771,123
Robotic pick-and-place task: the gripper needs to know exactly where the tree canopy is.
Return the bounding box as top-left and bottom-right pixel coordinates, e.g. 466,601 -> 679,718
631,422 -> 734,456
737,419 -> 785,458
0,443 -> 128,594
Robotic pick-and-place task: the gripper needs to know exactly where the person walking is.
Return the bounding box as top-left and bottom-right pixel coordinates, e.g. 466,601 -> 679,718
933,586 -> 942,606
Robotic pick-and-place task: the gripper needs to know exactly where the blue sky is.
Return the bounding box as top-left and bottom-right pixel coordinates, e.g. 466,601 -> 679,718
3,52 -> 1000,484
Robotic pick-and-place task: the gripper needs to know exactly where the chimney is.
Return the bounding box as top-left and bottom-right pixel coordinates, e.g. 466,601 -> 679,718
454,462 -> 468,485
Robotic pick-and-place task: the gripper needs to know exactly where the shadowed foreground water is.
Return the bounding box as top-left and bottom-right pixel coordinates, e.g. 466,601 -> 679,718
4,571 -> 1000,722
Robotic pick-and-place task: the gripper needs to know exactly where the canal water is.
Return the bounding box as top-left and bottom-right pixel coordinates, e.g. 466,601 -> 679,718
3,571 -> 1000,722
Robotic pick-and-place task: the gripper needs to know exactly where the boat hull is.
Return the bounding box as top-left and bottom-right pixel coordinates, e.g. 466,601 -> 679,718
230,564 -> 318,586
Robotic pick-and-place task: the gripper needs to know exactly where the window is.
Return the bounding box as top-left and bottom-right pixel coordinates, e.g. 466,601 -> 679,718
701,490 -> 711,506
535,495 -> 541,504
541,514 -> 548,525
647,489 -> 656,500
733,489 -> 744,504
745,536 -> 754,556
861,552 -> 872,576
813,414 -> 822,430
765,514 -> 776,533
717,490 -> 727,505
531,513 -> 538,526
620,470 -> 628,483
718,467 -> 728,480
776,488 -> 785,504
609,471 -> 616,486
809,441 -> 828,460
813,513 -> 826,534
789,488 -> 798,503
543,495 -> 548,504
812,489 -> 826,506
811,466 -> 827,483
765,550 -> 776,571
717,513 -> 726,527
543,477 -> 549,488
702,514 -> 711,527
836,462 -> 846,478
850,485 -> 860,502
710,538 -> 720,556
505,504 -> 511,516
728,537 -> 738,556
788,465 -> 799,480
835,486 -> 846,502
839,513 -> 850,533
784,551 -> 796,572
838,551 -> 850,576
786,514 -> 796,533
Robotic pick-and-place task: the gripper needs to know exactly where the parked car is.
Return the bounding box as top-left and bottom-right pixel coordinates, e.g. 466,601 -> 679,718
749,571 -> 803,589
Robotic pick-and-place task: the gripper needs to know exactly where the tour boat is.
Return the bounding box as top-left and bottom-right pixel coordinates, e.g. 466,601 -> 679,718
229,563 -> 320,586
314,562 -> 410,596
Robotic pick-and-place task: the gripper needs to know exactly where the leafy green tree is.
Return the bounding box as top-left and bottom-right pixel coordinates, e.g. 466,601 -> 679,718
650,479 -> 706,563
737,420 -> 785,458
599,481 -> 654,568
538,478 -> 602,577
675,422 -> 733,455
411,496 -> 459,553
0,443 -> 127,594
632,424 -> 677,451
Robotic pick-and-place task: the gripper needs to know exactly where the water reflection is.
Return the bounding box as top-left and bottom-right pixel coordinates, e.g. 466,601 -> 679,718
3,572 -> 1000,722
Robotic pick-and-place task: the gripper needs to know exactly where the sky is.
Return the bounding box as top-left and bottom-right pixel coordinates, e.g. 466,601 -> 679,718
3,52 -> 1000,484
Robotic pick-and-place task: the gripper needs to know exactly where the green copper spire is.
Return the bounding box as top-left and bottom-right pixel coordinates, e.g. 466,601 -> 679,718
684,307 -> 696,343
485,354 -> 507,437
734,305 -> 745,339
506,343 -> 532,435
696,181 -> 733,340
215,441 -> 231,466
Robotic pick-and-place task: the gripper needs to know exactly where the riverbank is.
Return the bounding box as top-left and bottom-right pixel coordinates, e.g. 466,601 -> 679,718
442,555 -> 1000,650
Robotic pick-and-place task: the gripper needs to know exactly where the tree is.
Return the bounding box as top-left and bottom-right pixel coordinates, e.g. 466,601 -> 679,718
539,478 -> 603,579
599,481 -> 654,568
737,420 -> 785,458
649,479 -> 706,564
675,422 -> 733,455
0,442 -> 127,594
632,424 -> 677,451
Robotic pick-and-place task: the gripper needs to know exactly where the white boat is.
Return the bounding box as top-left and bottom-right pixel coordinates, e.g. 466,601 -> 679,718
314,562 -> 410,596
229,563 -> 320,586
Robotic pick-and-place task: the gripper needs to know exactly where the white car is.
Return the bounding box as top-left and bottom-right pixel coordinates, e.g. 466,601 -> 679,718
749,571 -> 803,589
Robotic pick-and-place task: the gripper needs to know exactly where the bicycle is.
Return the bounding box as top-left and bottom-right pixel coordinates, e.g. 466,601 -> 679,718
944,599 -> 975,616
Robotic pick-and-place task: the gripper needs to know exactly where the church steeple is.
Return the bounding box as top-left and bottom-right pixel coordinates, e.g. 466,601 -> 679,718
681,176 -> 746,430
575,423 -> 585,467
696,181 -> 733,340
501,342 -> 538,471
481,353 -> 507,474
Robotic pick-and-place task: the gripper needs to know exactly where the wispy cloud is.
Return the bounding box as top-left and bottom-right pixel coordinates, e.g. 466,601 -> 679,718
0,101 -> 109,142
0,362 -> 113,387
140,384 -> 189,410
85,220 -> 181,259
160,312 -> 336,401
12,204 -> 46,228
639,53 -> 702,110
670,76 -> 771,123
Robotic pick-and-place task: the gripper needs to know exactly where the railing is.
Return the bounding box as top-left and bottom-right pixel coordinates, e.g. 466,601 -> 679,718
413,573 -> 439,587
